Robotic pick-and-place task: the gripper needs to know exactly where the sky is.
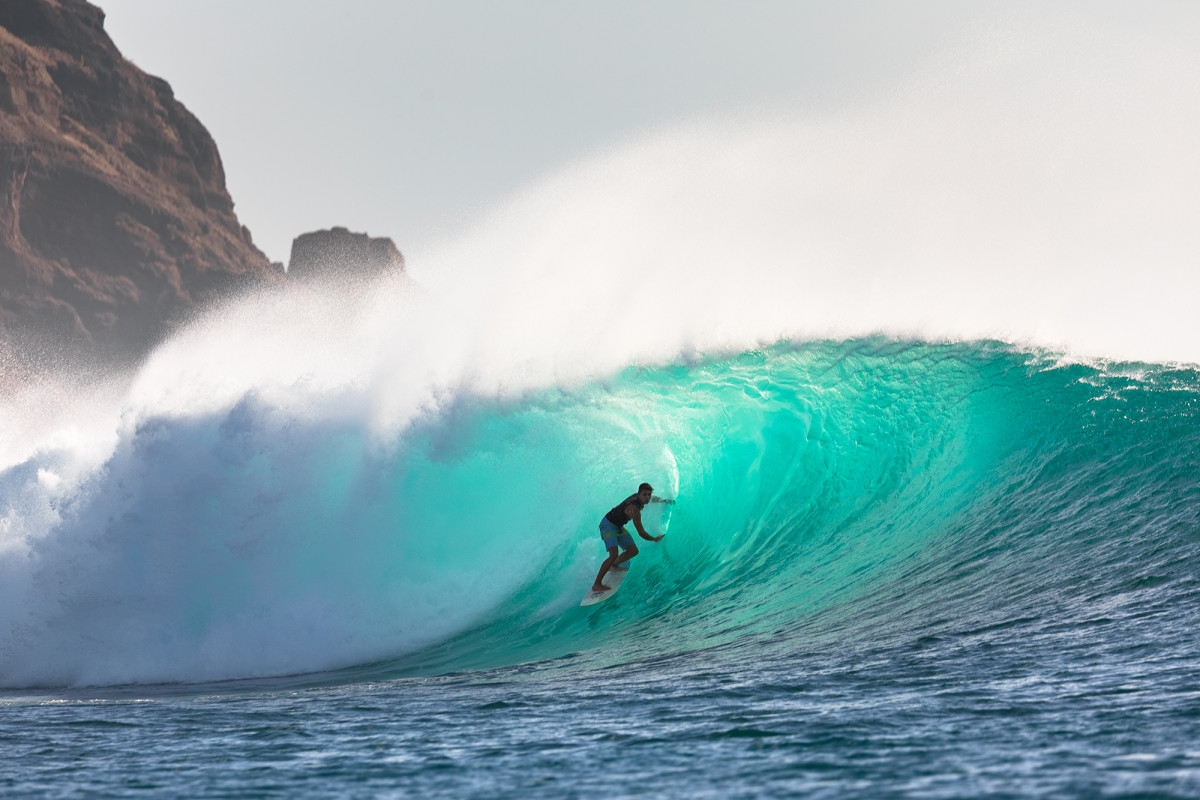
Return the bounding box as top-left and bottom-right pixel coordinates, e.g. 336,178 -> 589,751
96,1 -> 1198,273
94,0 -> 994,265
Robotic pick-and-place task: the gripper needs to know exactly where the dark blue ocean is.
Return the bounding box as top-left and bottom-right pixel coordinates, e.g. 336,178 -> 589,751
3,338 -> 1199,797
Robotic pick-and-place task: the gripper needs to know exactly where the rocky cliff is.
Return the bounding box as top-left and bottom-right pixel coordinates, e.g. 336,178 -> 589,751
0,0 -> 280,364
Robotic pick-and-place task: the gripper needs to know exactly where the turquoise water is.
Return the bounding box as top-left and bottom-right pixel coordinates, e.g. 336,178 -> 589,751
4,338 -> 1199,796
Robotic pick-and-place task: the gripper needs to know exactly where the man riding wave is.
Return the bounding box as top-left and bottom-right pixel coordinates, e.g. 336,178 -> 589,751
592,482 -> 673,592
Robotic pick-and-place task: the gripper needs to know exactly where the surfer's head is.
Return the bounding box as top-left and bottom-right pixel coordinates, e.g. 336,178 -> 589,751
638,483 -> 653,503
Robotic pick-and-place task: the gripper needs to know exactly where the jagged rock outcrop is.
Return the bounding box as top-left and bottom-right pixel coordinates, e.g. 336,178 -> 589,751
0,0 -> 280,364
287,226 -> 405,281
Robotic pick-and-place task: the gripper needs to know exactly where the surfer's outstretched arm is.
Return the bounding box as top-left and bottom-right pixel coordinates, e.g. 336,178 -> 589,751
630,507 -> 664,542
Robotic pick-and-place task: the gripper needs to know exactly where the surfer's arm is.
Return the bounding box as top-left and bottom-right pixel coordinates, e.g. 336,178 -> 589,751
629,507 -> 665,542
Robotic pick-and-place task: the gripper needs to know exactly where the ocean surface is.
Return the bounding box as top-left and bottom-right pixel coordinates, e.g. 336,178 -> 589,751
3,338 -> 1199,798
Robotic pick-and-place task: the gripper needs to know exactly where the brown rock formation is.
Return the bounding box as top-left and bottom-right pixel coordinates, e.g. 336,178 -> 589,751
287,226 -> 405,281
0,0 -> 280,364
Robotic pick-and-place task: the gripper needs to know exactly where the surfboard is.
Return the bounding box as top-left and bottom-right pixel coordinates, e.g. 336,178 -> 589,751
581,564 -> 630,606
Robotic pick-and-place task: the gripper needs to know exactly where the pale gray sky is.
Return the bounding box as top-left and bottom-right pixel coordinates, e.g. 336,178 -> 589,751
95,1 -> 979,263
97,1 -> 1196,265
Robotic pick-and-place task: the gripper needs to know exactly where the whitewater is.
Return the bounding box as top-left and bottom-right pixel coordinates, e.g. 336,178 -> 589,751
3,20 -> 1200,798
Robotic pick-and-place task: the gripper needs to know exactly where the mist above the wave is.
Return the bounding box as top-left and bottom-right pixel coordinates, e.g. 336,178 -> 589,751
408,16 -> 1199,371
6,9 -> 1198,455
100,13 -> 1200,441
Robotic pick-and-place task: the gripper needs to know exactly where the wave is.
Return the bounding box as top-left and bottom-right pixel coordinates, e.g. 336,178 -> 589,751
3,339 -> 1197,687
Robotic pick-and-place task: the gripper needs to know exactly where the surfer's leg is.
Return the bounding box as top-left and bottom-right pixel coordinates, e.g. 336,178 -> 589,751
613,531 -> 638,569
593,545 -> 620,591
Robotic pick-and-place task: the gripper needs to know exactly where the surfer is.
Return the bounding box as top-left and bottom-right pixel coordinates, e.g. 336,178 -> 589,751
592,483 -> 672,592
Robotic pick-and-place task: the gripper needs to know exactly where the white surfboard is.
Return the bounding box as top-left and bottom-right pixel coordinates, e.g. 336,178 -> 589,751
581,564 -> 630,606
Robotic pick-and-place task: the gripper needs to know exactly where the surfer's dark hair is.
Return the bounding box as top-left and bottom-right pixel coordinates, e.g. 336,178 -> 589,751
639,483 -> 653,493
